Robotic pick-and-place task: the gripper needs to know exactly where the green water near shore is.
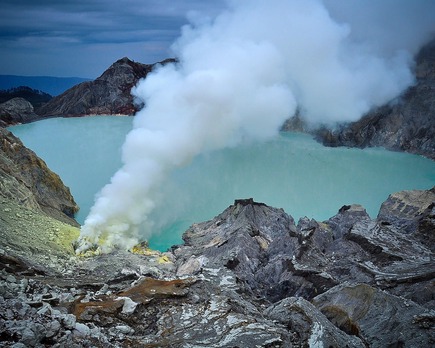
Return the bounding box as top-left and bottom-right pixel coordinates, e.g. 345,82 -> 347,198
9,116 -> 435,251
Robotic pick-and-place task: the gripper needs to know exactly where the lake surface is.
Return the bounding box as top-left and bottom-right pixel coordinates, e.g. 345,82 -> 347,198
9,116 -> 435,250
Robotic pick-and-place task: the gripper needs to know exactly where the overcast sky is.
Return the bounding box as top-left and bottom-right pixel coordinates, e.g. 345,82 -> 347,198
1,0 -> 434,79
0,0 -> 226,78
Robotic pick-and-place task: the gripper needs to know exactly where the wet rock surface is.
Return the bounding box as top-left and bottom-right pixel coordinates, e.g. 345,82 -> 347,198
1,187 -> 434,347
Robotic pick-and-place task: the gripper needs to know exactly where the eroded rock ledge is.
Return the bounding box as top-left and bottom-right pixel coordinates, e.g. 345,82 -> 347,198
1,188 -> 434,347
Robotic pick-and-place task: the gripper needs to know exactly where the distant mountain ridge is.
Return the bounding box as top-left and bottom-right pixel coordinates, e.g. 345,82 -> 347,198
0,75 -> 91,96
0,86 -> 52,108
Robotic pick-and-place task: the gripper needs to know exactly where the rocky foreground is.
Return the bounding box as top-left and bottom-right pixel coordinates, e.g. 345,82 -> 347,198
1,186 -> 434,347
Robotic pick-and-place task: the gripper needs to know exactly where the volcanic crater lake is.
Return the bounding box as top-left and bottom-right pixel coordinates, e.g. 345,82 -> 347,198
9,116 -> 435,251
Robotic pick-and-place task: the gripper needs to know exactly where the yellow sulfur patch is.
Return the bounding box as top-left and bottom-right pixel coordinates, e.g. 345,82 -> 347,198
78,247 -> 102,258
157,255 -> 172,264
130,241 -> 160,256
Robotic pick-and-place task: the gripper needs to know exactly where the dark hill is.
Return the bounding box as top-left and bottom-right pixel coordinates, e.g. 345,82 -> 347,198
0,86 -> 52,108
36,57 -> 176,117
0,75 -> 90,96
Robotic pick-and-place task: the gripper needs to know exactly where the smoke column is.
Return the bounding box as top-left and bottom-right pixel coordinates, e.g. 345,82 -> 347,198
76,0 -> 434,254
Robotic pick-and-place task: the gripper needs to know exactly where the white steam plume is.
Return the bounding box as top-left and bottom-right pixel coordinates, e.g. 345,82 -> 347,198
76,0 -> 434,253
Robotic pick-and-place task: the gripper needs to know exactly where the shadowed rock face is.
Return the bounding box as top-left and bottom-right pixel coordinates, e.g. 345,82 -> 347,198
1,187 -> 433,347
314,38 -> 435,159
36,57 -> 176,117
0,127 -> 79,224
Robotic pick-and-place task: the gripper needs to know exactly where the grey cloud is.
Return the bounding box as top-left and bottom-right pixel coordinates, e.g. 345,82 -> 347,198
1,1 -> 225,44
1,0 -> 434,78
0,0 -> 226,76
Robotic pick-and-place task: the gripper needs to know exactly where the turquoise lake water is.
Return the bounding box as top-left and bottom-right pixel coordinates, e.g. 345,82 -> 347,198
9,116 -> 435,251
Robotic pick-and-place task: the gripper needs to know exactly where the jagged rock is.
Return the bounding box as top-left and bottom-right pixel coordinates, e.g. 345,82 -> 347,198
265,297 -> 365,347
178,199 -> 303,300
314,37 -> 435,159
176,255 -> 208,276
377,188 -> 435,239
36,57 -> 176,117
312,283 -> 435,347
346,219 -> 431,264
0,187 -> 434,347
0,97 -> 39,126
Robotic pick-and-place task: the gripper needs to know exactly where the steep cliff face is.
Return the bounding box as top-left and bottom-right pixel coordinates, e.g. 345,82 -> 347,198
315,38 -> 435,159
0,127 -> 79,225
36,57 -> 175,117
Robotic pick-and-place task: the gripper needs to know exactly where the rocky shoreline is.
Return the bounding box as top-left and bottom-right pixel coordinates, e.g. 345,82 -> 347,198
1,186 -> 434,347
